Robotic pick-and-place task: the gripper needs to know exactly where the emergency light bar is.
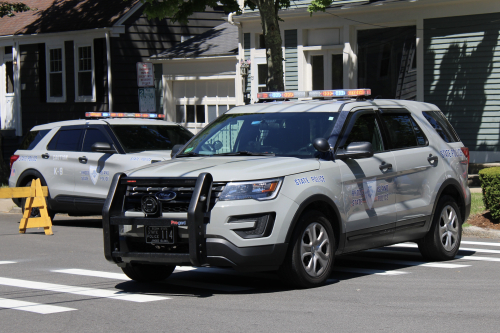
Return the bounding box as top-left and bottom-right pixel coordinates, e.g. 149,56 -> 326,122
85,112 -> 165,119
257,91 -> 307,99
257,89 -> 371,100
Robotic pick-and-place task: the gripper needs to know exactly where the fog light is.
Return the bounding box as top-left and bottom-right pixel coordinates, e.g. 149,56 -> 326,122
229,213 -> 275,239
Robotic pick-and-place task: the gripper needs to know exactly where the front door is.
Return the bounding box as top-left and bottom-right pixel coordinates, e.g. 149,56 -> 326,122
338,109 -> 397,253
1,48 -> 14,129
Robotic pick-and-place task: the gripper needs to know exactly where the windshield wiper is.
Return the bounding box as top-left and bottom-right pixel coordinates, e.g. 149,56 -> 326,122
176,152 -> 203,157
213,151 -> 275,156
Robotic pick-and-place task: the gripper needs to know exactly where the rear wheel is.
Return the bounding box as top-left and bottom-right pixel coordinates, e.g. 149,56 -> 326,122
418,195 -> 462,261
279,210 -> 335,288
121,264 -> 176,282
21,179 -> 56,220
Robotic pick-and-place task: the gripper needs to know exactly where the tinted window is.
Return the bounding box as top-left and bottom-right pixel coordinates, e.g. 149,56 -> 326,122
19,130 -> 50,150
47,129 -> 83,151
380,113 -> 426,149
82,129 -> 112,152
111,125 -> 193,152
422,111 -> 460,143
343,113 -> 384,153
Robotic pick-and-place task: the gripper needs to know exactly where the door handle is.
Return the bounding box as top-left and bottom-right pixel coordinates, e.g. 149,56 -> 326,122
428,155 -> 438,163
379,163 -> 392,171
41,153 -> 50,159
79,156 -> 88,164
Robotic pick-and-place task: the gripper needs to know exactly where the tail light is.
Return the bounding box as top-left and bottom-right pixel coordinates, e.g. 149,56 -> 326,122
9,155 -> 19,169
461,147 -> 469,163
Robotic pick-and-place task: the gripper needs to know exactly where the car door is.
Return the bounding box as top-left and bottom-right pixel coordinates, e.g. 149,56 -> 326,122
378,108 -> 443,243
74,125 -> 122,212
44,126 -> 84,208
337,109 -> 397,253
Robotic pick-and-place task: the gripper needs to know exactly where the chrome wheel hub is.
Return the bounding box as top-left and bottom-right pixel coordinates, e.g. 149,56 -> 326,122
300,222 -> 331,277
439,205 -> 459,251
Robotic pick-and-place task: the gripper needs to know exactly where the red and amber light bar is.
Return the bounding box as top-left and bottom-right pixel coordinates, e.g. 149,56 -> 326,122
257,89 -> 371,100
85,112 -> 165,119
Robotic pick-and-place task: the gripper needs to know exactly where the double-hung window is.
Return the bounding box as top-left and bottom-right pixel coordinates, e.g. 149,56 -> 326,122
75,44 -> 95,102
47,46 -> 65,102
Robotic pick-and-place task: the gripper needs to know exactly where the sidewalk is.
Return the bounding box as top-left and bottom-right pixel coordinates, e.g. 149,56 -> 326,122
0,198 -> 21,213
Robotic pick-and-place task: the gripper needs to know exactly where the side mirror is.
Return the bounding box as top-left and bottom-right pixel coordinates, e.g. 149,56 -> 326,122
91,142 -> 117,154
336,142 -> 373,159
171,144 -> 184,158
313,138 -> 331,153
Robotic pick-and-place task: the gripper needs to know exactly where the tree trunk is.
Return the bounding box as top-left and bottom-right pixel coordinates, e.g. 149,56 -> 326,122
257,0 -> 284,92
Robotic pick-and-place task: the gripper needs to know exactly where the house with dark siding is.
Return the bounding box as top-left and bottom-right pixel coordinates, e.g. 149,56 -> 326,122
0,0 -> 225,154
234,0 -> 500,164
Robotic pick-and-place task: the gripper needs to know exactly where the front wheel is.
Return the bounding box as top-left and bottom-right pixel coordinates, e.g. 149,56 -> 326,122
279,210 -> 335,288
418,195 -> 462,261
121,264 -> 176,282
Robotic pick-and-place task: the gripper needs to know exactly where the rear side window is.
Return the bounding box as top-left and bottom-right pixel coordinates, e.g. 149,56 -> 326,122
47,129 -> 83,151
19,129 -> 50,150
422,111 -> 460,143
82,128 -> 112,152
380,113 -> 427,149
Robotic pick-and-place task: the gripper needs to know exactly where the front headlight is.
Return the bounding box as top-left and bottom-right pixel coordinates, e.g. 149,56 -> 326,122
219,178 -> 283,201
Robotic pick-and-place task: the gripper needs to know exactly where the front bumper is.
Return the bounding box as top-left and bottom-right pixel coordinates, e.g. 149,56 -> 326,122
103,173 -> 288,271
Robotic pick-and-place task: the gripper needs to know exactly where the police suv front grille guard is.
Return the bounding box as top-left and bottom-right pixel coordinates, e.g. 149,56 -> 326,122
103,172 -> 214,267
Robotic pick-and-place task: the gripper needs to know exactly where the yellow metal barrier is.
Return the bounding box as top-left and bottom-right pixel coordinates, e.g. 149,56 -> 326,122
0,179 -> 53,235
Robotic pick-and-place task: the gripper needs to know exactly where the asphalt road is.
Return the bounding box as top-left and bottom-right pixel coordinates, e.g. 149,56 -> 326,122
1,212 -> 500,333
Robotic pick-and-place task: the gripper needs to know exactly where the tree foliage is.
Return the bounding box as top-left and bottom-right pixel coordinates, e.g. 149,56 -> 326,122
0,2 -> 32,18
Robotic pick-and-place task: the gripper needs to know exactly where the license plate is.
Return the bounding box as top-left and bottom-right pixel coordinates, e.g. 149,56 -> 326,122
145,226 -> 175,244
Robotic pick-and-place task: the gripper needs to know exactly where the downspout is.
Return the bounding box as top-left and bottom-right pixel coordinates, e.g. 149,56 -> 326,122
105,31 -> 113,112
227,12 -> 240,26
13,41 -> 21,136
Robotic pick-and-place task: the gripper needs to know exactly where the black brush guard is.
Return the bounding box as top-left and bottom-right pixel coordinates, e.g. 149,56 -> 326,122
103,172 -> 213,267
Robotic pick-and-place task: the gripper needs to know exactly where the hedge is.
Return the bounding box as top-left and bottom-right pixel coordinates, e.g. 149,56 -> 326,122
479,166 -> 500,220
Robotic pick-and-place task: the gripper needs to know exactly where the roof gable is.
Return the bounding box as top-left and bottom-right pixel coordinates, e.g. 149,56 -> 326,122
152,22 -> 238,59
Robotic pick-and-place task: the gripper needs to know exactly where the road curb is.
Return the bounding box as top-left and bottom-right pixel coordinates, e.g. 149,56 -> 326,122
463,225 -> 500,239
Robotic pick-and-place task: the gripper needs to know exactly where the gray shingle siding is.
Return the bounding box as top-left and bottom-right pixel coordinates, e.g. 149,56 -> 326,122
285,29 -> 298,91
424,12 -> 500,151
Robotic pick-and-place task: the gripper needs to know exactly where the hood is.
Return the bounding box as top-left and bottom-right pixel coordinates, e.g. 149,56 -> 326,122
126,156 -> 320,181
128,150 -> 172,160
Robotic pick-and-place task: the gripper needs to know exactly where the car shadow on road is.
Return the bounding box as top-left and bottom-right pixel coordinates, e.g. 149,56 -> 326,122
113,269 -> 340,297
52,216 -> 102,229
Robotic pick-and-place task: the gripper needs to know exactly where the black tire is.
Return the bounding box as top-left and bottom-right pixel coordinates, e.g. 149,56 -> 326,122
21,179 -> 56,220
418,195 -> 462,261
121,264 -> 176,283
278,210 -> 335,288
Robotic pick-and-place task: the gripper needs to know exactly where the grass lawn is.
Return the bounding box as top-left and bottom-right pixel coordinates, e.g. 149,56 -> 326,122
470,192 -> 485,216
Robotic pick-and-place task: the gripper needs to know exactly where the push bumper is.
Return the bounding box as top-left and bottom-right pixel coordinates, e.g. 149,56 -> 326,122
103,172 -> 287,271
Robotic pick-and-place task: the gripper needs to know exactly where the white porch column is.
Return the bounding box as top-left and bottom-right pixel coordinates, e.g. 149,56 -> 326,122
13,41 -> 21,136
343,25 -> 357,89
416,18 -> 424,102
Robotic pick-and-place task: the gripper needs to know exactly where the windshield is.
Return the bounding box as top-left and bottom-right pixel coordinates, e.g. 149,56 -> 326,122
111,125 -> 193,152
179,112 -> 339,158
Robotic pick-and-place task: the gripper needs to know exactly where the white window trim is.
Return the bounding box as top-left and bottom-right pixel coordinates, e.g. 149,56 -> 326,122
306,49 -> 344,91
46,44 -> 66,103
74,42 -> 96,102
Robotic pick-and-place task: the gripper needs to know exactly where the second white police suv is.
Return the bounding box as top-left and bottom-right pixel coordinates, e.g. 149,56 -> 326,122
103,89 -> 471,288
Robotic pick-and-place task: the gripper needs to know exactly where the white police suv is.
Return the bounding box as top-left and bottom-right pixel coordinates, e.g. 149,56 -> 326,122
103,89 -> 470,288
9,113 -> 193,218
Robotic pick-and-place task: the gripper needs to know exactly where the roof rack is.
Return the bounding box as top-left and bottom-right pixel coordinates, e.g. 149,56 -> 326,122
85,112 -> 166,119
257,89 -> 371,101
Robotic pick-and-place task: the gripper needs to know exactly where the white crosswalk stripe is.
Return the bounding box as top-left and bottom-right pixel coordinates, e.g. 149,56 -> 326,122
0,261 -> 16,265
53,268 -> 254,292
461,241 -> 500,247
0,277 -> 169,302
0,297 -> 76,314
388,243 -> 500,254
343,256 -> 470,268
333,267 -> 409,276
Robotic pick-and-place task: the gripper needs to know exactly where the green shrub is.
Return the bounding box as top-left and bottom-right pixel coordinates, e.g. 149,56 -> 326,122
479,166 -> 500,220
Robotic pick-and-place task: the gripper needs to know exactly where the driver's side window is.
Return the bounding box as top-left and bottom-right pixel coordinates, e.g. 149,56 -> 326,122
343,113 -> 384,153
